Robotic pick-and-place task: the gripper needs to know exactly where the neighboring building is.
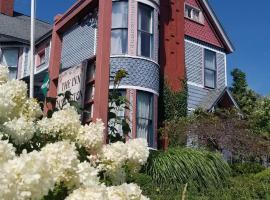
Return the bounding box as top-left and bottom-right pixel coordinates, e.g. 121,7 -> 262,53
0,0 -> 52,100
184,0 -> 238,112
0,0 -> 236,148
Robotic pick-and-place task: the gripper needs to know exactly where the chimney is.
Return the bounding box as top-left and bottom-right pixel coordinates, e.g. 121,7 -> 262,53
0,0 -> 14,17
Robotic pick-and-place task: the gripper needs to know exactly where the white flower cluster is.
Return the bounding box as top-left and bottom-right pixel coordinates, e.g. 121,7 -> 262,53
0,150 -> 55,200
21,98 -> 43,120
0,79 -> 28,123
0,141 -> 102,200
76,119 -> 104,152
38,106 -> 81,139
99,139 -> 149,173
0,65 -> 9,84
0,136 -> 16,166
66,183 -> 149,200
126,138 -> 150,170
4,117 -> 36,145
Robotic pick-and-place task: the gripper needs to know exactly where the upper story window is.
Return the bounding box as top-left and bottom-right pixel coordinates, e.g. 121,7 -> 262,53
185,4 -> 204,24
111,0 -> 128,55
204,49 -> 217,89
138,3 -> 154,59
0,48 -> 19,79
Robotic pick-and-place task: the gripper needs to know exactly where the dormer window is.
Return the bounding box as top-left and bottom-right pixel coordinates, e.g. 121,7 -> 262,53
185,4 -> 204,24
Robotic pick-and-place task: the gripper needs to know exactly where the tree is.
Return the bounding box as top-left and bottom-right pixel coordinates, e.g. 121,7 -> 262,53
230,69 -> 258,115
250,96 -> 270,135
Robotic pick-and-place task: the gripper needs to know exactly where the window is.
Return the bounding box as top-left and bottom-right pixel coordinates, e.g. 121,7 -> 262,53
136,91 -> 154,147
39,51 -> 45,64
111,0 -> 128,55
0,48 -> 19,79
138,3 -> 154,58
185,4 -> 203,23
204,49 -> 216,89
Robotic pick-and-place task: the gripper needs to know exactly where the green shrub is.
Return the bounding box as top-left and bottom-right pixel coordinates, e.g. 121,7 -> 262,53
231,163 -> 266,176
254,169 -> 270,183
144,148 -> 231,190
188,170 -> 270,200
128,172 -> 182,200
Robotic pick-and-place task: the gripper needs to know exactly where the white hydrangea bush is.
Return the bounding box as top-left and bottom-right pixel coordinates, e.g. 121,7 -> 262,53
0,65 -> 150,199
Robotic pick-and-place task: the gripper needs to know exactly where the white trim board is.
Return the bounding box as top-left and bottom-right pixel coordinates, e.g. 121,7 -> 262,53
185,39 -> 226,56
110,55 -> 160,67
109,85 -> 159,96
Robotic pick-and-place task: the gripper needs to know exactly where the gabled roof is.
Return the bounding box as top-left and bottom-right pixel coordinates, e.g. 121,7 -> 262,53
200,87 -> 239,111
0,12 -> 52,44
199,0 -> 235,53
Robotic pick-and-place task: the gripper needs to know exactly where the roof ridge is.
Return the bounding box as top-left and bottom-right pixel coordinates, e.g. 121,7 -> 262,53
13,11 -> 52,26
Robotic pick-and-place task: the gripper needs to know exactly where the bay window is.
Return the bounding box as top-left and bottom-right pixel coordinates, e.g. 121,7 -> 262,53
204,49 -> 217,89
0,48 -> 19,79
138,3 -> 154,58
136,91 -> 154,147
111,0 -> 128,55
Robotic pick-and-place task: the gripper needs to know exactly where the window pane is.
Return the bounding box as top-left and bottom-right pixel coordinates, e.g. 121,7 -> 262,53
138,31 -> 152,58
111,29 -> 128,55
138,4 -> 153,33
193,9 -> 200,21
8,68 -> 17,80
1,48 -> 19,68
205,49 -> 216,70
185,6 -> 192,18
205,69 -> 215,88
112,1 -> 128,29
136,91 -> 153,147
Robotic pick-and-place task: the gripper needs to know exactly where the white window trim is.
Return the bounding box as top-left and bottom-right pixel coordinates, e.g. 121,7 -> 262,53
203,49 -> 217,89
136,0 -> 159,10
109,85 -> 159,96
110,55 -> 160,67
184,3 -> 204,24
137,2 -> 155,59
111,0 -> 129,55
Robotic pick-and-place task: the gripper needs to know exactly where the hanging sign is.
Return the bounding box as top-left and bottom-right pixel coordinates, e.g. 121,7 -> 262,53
56,63 -> 86,109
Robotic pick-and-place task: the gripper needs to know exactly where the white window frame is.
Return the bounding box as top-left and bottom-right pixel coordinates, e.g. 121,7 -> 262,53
137,2 -> 154,59
111,0 -> 129,55
184,3 -> 204,24
204,49 -> 217,89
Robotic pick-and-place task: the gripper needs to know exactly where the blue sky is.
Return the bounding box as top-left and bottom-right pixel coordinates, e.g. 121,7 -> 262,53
14,0 -> 270,96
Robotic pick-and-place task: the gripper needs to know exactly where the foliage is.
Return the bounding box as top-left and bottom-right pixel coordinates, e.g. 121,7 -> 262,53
250,96 -> 270,135
108,69 -> 131,143
159,79 -> 188,125
231,162 -> 266,176
159,117 -> 190,147
188,171 -> 270,200
128,172 -> 182,200
144,148 -> 231,189
166,109 -> 270,160
230,68 -> 259,115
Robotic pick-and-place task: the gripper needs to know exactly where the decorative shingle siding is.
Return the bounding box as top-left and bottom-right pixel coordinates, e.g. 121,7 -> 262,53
185,0 -> 224,49
187,84 -> 208,109
110,57 -> 159,94
61,22 -> 96,69
185,40 -> 203,85
185,39 -> 226,110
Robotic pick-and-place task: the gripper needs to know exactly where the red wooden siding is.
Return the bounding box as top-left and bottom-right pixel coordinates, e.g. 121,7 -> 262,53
184,0 -> 224,49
